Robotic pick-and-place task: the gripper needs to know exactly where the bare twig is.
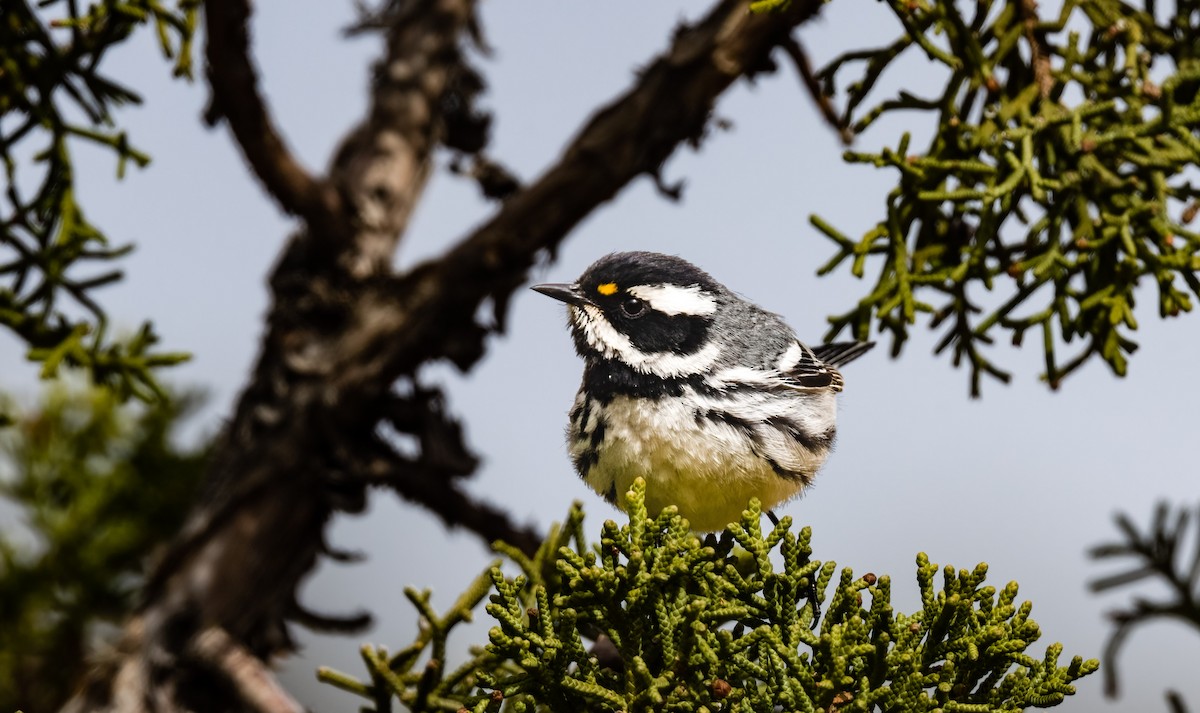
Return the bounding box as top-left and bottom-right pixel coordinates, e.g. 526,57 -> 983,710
782,35 -> 853,144
1166,690 -> 1189,713
1091,504 -> 1200,698
368,458 -> 544,555
448,154 -> 522,200
287,599 -> 373,634
1018,0 -> 1053,98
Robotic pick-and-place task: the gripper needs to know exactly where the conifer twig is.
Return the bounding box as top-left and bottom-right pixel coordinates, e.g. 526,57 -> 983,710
1091,504 -> 1200,698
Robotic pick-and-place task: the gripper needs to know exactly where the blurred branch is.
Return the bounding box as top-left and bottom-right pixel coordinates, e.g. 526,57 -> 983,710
366,456 -> 543,556
1168,690 -> 1191,713
326,0 -> 486,275
1090,502 -> 1200,701
189,627 -> 304,713
204,0 -> 345,244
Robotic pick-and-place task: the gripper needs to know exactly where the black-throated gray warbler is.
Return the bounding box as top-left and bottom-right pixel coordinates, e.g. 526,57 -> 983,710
533,251 -> 873,531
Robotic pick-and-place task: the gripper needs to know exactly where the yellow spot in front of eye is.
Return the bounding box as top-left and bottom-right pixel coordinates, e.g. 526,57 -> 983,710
597,282 -> 618,296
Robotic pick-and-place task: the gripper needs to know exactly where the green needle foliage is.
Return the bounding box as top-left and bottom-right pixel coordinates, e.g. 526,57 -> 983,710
1,1 -> 196,403
0,379 -> 208,712
320,479 -> 1098,712
794,0 -> 1200,395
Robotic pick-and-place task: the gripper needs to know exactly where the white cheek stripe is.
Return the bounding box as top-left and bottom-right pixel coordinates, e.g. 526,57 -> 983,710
571,304 -> 721,378
627,284 -> 718,316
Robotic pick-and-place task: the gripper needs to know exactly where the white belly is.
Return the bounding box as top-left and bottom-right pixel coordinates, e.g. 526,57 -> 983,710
572,393 -> 829,531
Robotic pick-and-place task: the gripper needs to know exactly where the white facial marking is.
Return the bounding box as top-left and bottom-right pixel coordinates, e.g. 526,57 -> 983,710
570,304 -> 721,378
777,342 -> 804,372
627,284 -> 718,316
706,366 -> 779,387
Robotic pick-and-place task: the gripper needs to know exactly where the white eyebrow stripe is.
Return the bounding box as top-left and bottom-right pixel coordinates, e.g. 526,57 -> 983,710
627,284 -> 718,316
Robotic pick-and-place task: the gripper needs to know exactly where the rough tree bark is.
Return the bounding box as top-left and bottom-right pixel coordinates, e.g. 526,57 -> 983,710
64,0 -> 825,709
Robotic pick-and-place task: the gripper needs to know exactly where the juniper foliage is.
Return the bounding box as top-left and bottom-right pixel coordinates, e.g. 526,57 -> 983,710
0,382 -> 207,712
320,479 -> 1098,712
776,0 -> 1200,394
0,1 -> 195,409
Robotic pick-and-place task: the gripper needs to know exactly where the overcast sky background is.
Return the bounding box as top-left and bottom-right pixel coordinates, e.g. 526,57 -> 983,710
2,1 -> 1199,711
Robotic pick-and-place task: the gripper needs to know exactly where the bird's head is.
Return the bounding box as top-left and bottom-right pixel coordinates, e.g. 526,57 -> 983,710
532,252 -> 727,378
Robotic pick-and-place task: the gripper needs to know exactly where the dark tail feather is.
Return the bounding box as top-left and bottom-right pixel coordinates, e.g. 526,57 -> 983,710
813,341 -> 875,367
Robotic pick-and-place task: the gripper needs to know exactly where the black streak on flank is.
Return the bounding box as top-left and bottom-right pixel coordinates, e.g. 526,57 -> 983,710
765,455 -> 812,485
569,396 -> 606,481
589,413 -> 607,450
697,408 -> 755,434
697,409 -> 818,484
573,447 -> 598,479
765,416 -> 834,454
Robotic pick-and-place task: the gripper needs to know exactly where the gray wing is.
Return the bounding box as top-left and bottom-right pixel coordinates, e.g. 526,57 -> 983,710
812,341 -> 875,368
783,341 -> 874,391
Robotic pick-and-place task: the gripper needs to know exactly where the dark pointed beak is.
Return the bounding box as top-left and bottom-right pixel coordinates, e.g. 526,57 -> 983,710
531,282 -> 591,307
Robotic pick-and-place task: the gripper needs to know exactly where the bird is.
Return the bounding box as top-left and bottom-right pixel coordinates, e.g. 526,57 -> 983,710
532,251 -> 873,532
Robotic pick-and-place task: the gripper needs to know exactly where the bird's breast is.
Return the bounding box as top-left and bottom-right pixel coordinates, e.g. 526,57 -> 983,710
566,388 -> 835,531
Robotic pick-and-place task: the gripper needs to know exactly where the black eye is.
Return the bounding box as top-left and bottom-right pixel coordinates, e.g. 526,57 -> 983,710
620,297 -> 646,318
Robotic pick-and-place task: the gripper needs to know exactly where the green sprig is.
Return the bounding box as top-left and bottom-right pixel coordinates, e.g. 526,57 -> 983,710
1,0 -> 196,407
323,478 -> 1098,711
812,0 -> 1200,395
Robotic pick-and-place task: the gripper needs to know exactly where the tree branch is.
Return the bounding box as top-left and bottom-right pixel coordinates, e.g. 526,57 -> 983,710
365,455 -> 544,556
328,0 -> 482,275
781,34 -> 853,145
190,627 -> 305,713
328,0 -> 825,391
1017,0 -> 1053,98
65,1 -> 824,709
204,0 -> 345,241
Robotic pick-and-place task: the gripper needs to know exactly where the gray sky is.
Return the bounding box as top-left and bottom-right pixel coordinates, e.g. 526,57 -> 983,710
3,1 -> 1198,710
